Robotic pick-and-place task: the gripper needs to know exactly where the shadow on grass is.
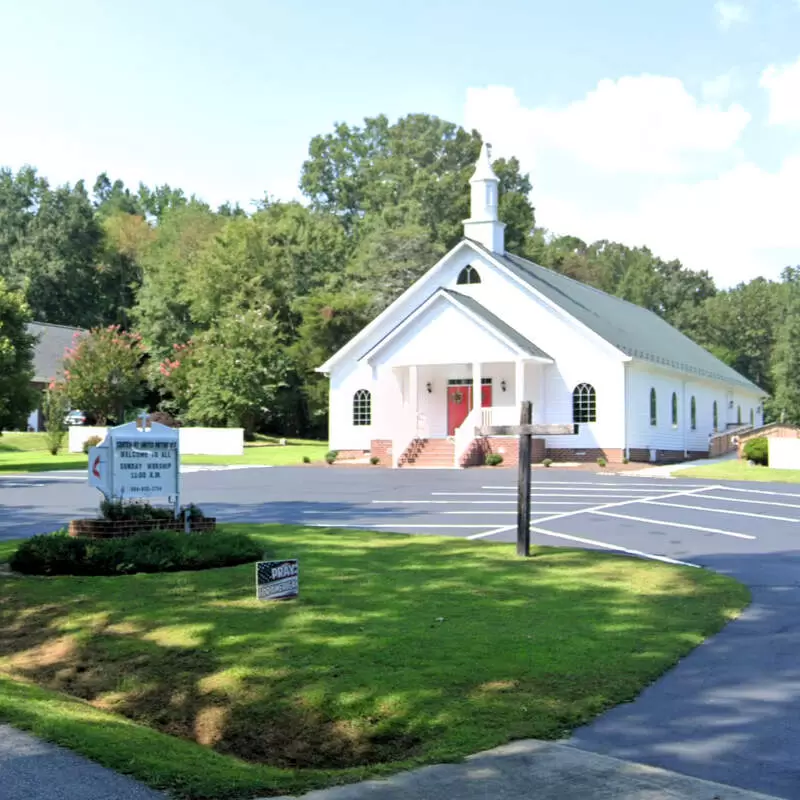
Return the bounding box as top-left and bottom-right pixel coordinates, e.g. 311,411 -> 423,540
0,525 -> 751,799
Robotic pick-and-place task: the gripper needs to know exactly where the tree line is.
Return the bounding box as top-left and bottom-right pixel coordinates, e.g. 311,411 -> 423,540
1,112 -> 799,436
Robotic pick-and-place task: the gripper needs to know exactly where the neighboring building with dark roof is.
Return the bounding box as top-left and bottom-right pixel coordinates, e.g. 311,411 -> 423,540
318,143 -> 767,467
25,322 -> 84,430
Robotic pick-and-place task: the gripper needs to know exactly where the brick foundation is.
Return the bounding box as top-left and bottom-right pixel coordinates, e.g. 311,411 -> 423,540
370,439 -> 392,464
335,449 -> 368,460
68,518 -> 217,539
462,437 -> 546,467
545,448 -> 710,465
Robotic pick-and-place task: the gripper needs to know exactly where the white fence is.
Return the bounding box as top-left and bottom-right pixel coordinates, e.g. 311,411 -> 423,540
69,426 -> 244,456
768,437 -> 800,470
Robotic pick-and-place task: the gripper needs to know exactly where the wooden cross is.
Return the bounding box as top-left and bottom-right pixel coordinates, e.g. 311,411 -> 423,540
481,401 -> 575,557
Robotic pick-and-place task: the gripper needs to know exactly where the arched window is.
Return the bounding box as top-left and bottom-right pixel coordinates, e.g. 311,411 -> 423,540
352,389 -> 371,426
690,396 -> 697,430
713,401 -> 719,431
750,407 -> 754,426
572,383 -> 597,423
671,392 -> 678,428
456,265 -> 481,285
737,405 -> 742,424
650,388 -> 657,426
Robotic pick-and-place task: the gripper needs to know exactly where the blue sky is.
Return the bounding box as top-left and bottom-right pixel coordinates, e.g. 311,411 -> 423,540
1,0 -> 798,285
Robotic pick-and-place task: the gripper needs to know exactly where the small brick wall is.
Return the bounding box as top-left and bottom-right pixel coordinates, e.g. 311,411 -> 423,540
370,439 -> 392,464
737,425 -> 800,457
68,518 -> 217,539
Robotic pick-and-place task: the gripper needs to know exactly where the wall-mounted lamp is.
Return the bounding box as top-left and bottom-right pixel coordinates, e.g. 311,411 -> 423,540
756,405 -> 762,414
500,379 -> 507,393
426,381 -> 433,394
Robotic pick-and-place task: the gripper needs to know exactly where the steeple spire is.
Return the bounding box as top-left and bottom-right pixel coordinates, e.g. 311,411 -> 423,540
463,141 -> 506,253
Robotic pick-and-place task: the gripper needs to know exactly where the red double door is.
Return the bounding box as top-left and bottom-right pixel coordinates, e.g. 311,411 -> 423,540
447,383 -> 492,435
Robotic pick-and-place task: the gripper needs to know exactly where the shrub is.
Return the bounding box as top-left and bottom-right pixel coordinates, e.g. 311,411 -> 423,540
42,386 -> 68,455
485,453 -> 503,466
325,449 -> 338,465
622,456 -> 630,464
542,458 -> 553,468
82,435 -> 104,454
302,455 -> 311,464
596,457 -> 607,468
9,528 -> 262,577
370,456 -> 380,465
100,499 -> 176,522
743,437 -> 768,466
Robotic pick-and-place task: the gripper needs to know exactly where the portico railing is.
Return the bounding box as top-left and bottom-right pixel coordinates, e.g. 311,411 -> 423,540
392,411 -> 427,468
453,407 -> 481,468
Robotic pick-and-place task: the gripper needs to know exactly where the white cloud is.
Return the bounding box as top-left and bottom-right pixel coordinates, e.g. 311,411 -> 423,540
466,77 -> 750,176
760,57 -> 800,125
714,1 -> 749,28
702,72 -> 734,102
464,83 -> 800,287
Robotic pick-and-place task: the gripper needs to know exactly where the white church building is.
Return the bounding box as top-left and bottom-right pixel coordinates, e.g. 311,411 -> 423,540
318,143 -> 765,468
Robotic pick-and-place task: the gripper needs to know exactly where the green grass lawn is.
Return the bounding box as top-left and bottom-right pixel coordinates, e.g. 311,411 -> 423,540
0,525 -> 748,799
674,459 -> 800,483
0,431 -> 328,472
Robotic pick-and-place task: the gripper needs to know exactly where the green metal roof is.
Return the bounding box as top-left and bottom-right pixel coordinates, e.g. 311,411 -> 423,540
472,244 -> 762,393
443,289 -> 553,360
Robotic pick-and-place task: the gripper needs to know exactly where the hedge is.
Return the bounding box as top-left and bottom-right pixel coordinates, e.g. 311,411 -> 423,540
9,528 -> 262,577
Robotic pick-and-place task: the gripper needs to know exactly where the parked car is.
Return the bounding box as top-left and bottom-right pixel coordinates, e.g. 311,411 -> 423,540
63,409 -> 88,426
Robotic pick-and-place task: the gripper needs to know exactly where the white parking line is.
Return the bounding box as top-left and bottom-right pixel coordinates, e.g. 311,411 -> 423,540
434,492 -> 648,499
372,499 -> 518,505
444,488 -> 685,495
481,483 -> 708,490
529,526 -> 701,568
309,523 -> 498,529
701,494 -> 800,510
466,485 -> 718,539
645,500 -> 800,523
590,510 -> 756,540
442,509 -> 592,515
723,486 -> 800,497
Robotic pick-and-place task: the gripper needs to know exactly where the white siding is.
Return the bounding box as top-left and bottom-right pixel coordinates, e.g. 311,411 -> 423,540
628,363 -> 764,455
328,360 -> 376,450
541,361 -> 625,450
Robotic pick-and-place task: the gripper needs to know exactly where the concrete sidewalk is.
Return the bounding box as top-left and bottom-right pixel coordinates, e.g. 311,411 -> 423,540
268,740 -> 782,800
0,724 -> 164,800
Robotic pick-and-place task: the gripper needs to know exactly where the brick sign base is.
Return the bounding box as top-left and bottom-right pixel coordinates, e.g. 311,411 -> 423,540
68,518 -> 217,539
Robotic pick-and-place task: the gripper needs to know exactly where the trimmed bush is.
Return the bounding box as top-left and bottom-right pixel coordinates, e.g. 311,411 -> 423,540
100,499 -> 177,522
596,457 -> 607,468
743,436 -> 768,466
325,450 -> 338,465
622,457 -> 630,465
82,435 -> 104,454
9,528 -> 262,576
485,453 -> 503,466
370,456 -> 380,465
542,458 -> 553,468
302,455 -> 311,464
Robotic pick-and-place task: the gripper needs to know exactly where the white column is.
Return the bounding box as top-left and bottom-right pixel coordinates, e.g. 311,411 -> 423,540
409,365 -> 418,415
472,361 -> 482,410
515,360 -> 526,414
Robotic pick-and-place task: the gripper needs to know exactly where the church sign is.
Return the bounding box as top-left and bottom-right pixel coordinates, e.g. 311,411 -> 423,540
87,416 -> 180,507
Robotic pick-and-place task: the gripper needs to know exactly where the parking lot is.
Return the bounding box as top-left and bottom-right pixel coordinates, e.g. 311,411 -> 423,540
3,466 -> 800,797
0,468 -> 797,575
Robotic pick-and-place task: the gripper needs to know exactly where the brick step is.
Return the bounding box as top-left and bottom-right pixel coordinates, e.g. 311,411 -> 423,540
399,438 -> 455,468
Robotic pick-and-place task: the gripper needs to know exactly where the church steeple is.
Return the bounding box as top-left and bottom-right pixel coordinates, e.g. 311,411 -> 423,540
463,141 -> 506,253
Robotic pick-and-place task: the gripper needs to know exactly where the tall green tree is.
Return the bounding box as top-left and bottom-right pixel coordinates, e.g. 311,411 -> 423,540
769,291 -> 800,423
301,113 -> 535,252
0,277 -> 36,431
